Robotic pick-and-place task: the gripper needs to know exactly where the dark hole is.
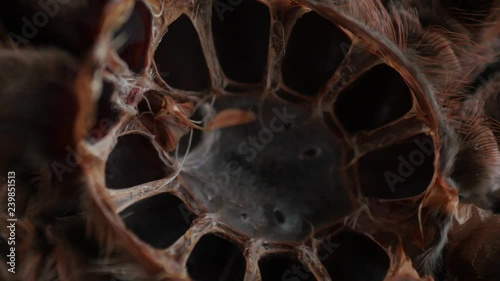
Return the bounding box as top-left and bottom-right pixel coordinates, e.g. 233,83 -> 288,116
86,81 -> 120,143
282,12 -> 351,96
154,14 -> 210,91
114,1 -> 152,73
300,147 -> 321,159
105,134 -> 173,189
241,213 -> 248,220
357,134 -> 435,199
274,209 -> 286,224
334,64 -> 413,132
212,0 -> 270,83
187,234 -> 246,281
137,90 -> 164,114
120,193 -> 194,249
493,200 -> 500,214
319,230 -> 389,281
259,253 -> 316,281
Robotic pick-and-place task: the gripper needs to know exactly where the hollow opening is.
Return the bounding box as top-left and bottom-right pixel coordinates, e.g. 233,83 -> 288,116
274,209 -> 286,224
299,146 -> 322,159
154,14 -> 210,91
114,1 -> 152,73
357,134 -> 435,199
334,64 -> 412,132
137,90 -> 164,114
105,134 -> 173,189
119,193 -> 194,249
282,12 -> 351,97
494,201 -> 500,214
259,253 -> 316,281
212,0 -> 270,83
187,234 -> 246,281
319,230 -> 389,281
86,81 -> 120,143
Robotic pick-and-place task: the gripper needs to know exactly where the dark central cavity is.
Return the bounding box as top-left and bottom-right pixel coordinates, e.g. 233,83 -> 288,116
180,95 -> 353,242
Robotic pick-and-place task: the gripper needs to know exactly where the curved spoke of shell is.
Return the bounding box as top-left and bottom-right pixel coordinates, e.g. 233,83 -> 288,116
83,115 -> 133,161
264,5 -> 306,91
109,178 -> 180,212
243,240 -> 265,281
191,0 -> 225,89
319,43 -> 382,107
243,267 -> 262,281
264,16 -> 285,90
165,216 -> 216,272
349,115 -> 431,163
298,245 -> 331,281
